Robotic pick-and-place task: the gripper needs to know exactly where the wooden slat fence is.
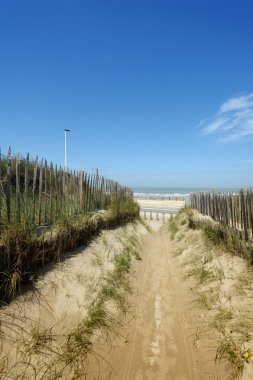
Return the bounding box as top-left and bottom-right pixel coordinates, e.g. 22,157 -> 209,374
190,190 -> 253,241
0,146 -> 133,227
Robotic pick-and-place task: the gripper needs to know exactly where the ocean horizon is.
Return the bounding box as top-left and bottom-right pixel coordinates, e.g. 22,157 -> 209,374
133,187 -> 240,199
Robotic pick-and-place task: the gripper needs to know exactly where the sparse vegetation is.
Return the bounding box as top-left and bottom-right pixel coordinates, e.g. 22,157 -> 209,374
215,336 -> 245,380
57,226 -> 141,377
25,325 -> 53,355
0,219 -> 143,379
168,207 -> 253,379
189,217 -> 253,264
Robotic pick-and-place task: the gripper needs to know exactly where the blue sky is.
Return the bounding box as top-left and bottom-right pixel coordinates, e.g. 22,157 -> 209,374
0,0 -> 253,188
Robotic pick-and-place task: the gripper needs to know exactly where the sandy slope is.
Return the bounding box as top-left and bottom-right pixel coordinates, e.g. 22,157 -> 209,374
0,222 -> 147,378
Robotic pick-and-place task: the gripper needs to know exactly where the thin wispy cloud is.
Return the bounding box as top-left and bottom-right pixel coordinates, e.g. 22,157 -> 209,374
199,93 -> 253,142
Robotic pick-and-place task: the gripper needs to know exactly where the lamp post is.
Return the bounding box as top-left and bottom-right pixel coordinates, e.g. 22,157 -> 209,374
64,129 -> 70,171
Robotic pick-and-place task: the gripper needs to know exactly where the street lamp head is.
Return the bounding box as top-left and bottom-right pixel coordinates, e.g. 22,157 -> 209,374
65,129 -> 70,132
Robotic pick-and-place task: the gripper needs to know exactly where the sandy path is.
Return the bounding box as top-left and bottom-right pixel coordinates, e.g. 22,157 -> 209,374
89,223 -> 221,380
119,224 -> 198,380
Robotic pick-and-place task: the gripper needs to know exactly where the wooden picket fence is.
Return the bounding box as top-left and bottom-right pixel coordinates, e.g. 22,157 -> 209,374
0,146 -> 133,227
190,190 -> 253,241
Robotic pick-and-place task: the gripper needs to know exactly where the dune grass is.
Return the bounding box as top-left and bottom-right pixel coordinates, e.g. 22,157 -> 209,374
0,198 -> 140,304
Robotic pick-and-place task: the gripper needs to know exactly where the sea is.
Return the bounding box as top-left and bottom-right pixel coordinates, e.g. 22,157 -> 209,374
133,187 -> 240,199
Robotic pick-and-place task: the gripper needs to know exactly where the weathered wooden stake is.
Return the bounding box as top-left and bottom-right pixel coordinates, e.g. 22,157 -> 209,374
32,156 -> 38,224
16,152 -> 21,222
38,158 -> 43,225
49,162 -> 53,224
6,146 -> 11,222
24,153 -> 29,224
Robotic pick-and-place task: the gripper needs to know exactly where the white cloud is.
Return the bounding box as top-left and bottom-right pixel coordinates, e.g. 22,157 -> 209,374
199,93 -> 253,142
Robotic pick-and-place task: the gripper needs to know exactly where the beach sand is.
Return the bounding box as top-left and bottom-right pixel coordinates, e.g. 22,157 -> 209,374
135,198 -> 185,221
136,198 -> 185,209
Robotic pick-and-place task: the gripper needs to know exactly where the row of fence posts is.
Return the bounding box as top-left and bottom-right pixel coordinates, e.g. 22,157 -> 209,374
0,147 -> 133,226
143,211 -> 175,223
190,190 -> 253,241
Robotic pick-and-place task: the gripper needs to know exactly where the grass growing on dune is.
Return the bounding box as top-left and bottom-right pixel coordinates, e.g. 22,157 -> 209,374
169,207 -> 253,380
189,216 -> 253,264
1,224 -> 143,379
60,234 -> 140,376
0,198 -> 140,304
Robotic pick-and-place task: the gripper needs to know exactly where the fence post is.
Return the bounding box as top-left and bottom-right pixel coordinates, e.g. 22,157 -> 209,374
79,171 -> 84,211
24,153 -> 29,225
38,158 -> 43,225
32,156 -> 38,224
44,160 -> 47,223
6,146 -> 11,223
16,152 -> 21,222
49,162 -> 53,224
59,166 -> 63,216
85,174 -> 89,213
241,190 -> 248,241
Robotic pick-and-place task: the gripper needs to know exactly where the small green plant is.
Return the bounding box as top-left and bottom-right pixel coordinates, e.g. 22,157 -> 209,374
168,218 -> 179,239
177,233 -> 185,241
185,260 -> 214,285
215,336 -> 245,380
128,234 -> 142,260
233,272 -> 253,296
212,264 -> 225,283
211,306 -> 234,334
171,247 -> 184,257
25,325 -> 52,354
178,206 -> 193,217
194,288 -> 219,310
